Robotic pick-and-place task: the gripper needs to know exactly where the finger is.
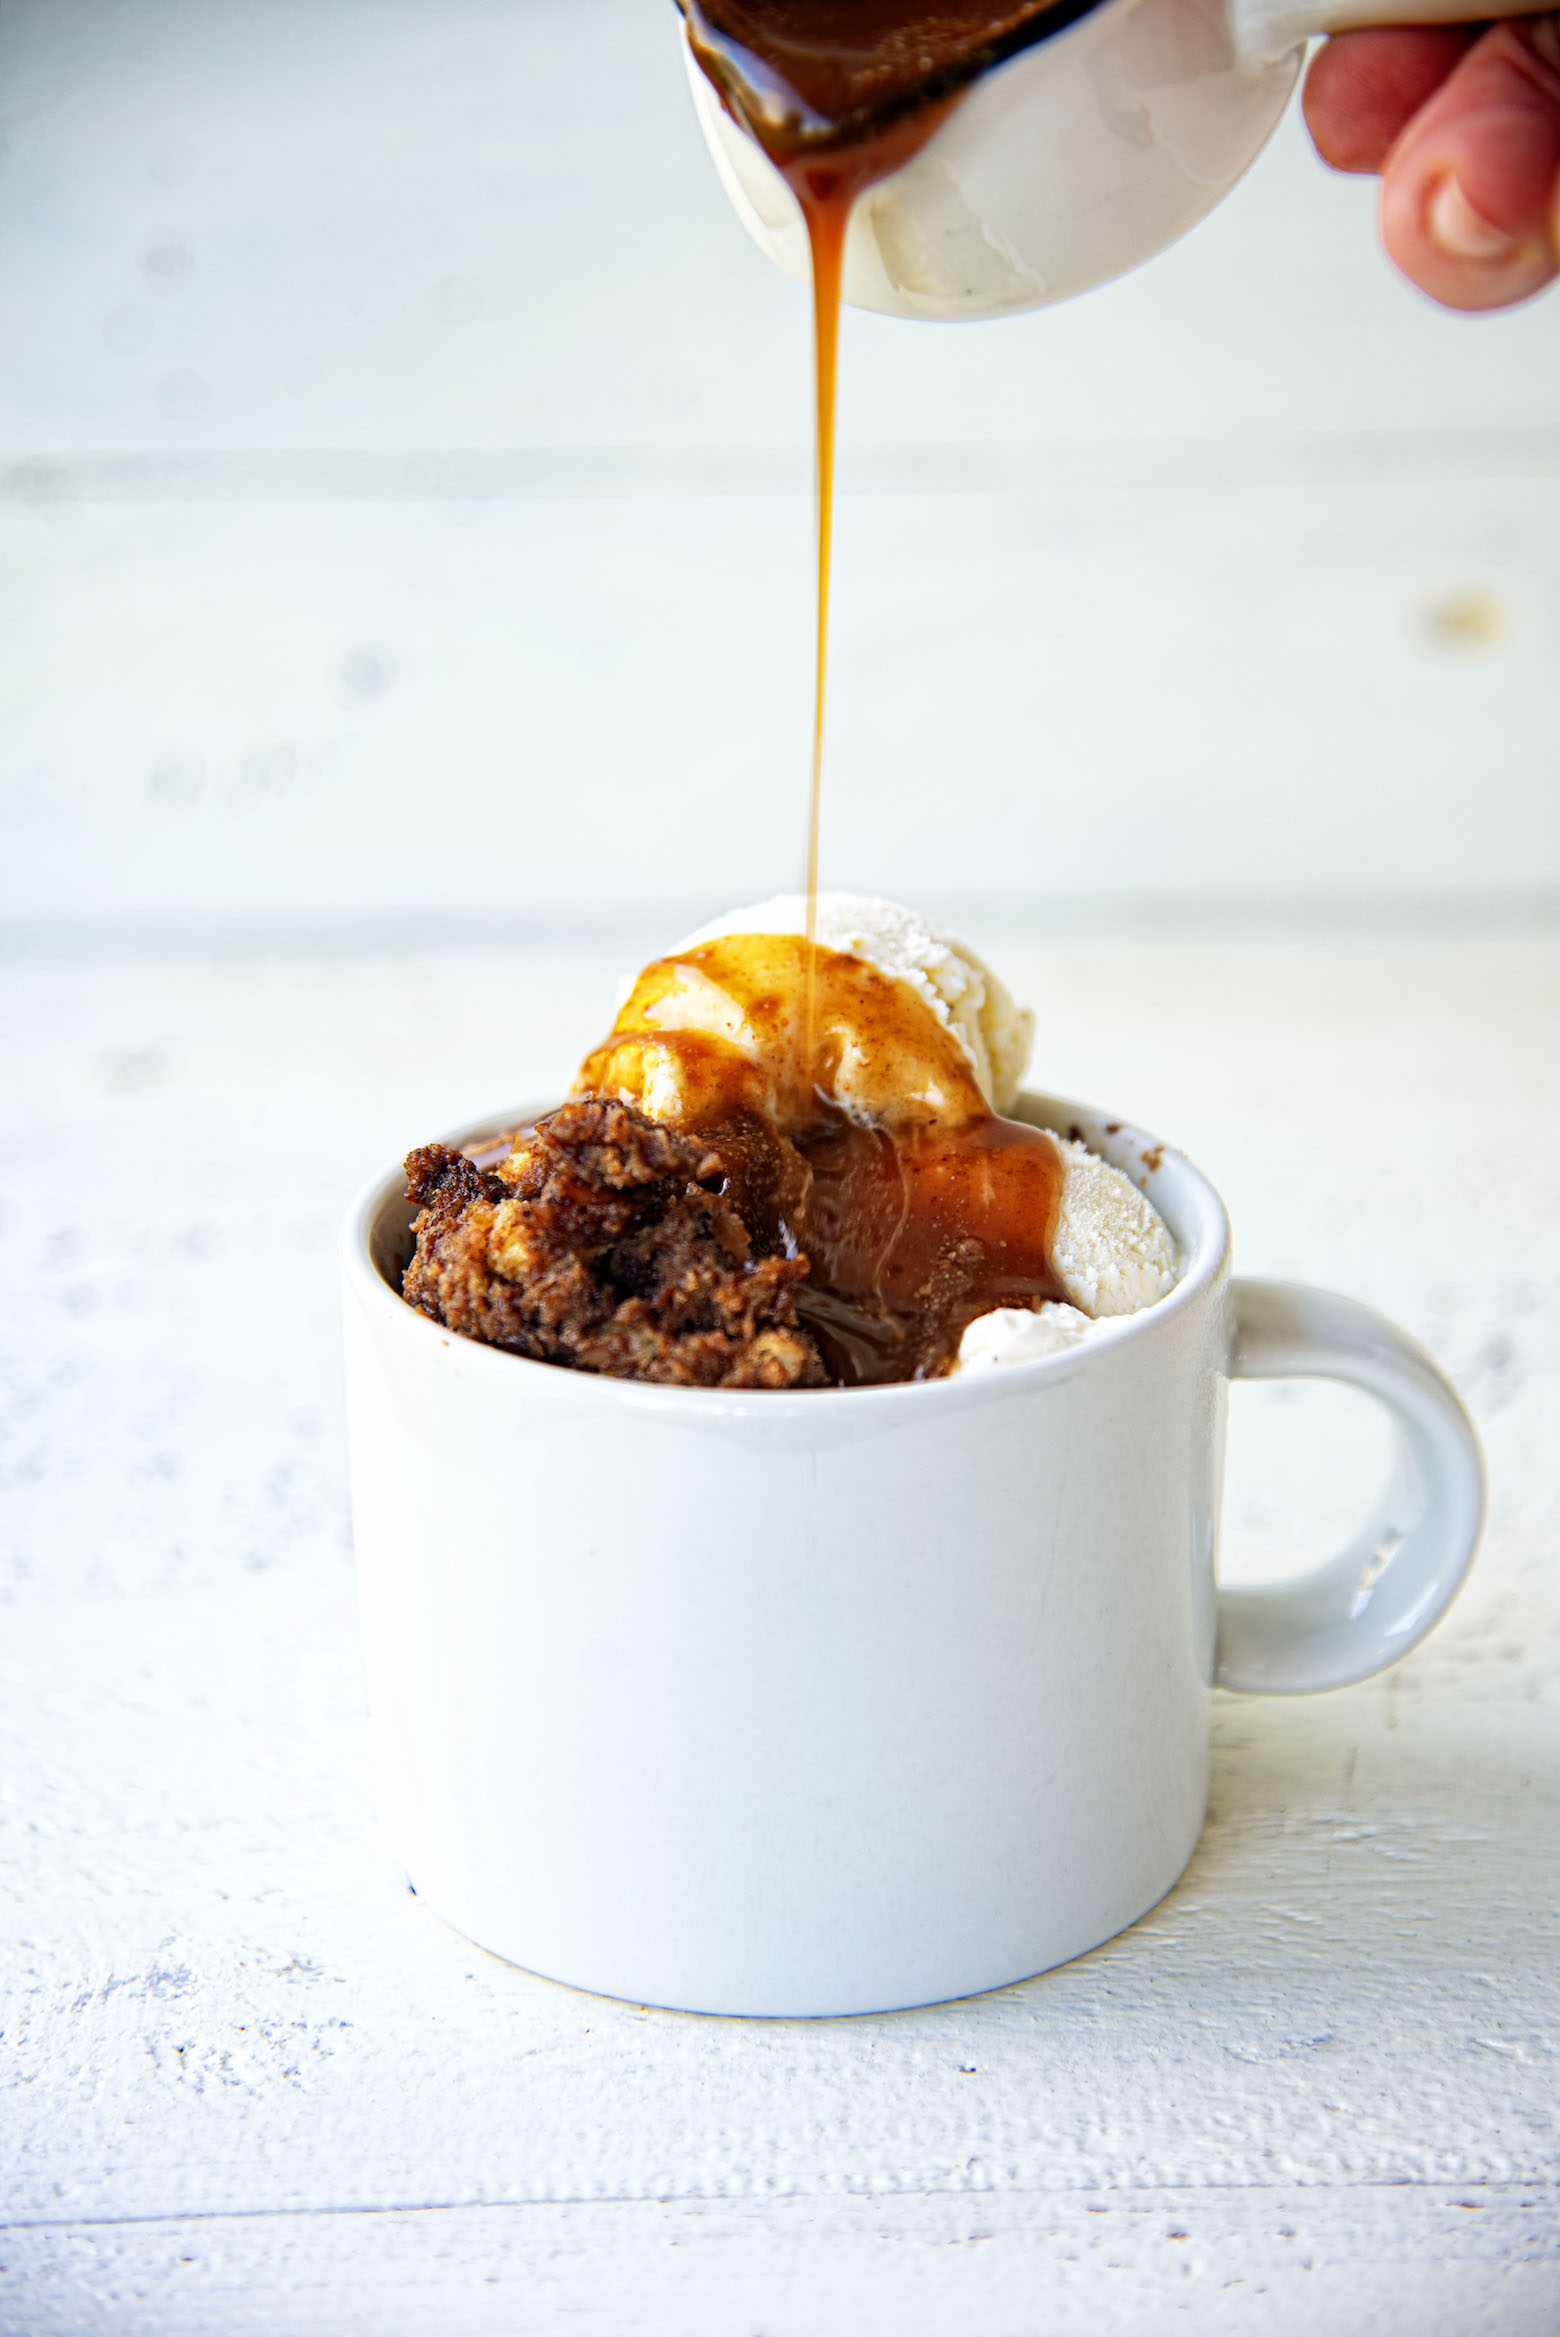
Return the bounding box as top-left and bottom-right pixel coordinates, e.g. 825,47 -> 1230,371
1381,16 -> 1560,311
1303,27 -> 1480,175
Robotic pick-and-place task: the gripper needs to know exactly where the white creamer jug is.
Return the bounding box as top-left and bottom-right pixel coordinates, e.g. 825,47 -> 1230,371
681,0 -> 1548,318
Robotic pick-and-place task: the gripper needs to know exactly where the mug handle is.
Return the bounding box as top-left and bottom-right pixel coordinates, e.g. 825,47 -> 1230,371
1216,1278 -> 1485,1695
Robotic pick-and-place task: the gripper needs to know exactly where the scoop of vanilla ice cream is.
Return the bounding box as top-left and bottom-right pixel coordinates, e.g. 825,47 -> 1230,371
676,893 -> 1176,1326
954,1141 -> 1178,1373
678,893 -> 1034,1113
617,891 -> 1179,1360
956,1302 -> 1098,1369
953,1136 -> 1178,1371
1051,1137 -> 1179,1316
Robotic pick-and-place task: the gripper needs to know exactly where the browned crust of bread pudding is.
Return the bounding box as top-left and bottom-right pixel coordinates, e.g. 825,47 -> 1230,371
402,1098 -> 826,1389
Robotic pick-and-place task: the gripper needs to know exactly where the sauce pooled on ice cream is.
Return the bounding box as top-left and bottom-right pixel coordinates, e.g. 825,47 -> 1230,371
577,932 -> 1067,1384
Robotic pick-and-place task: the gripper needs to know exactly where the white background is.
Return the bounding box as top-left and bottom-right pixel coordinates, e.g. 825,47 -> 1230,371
1,6 -> 1558,2332
1,0 -> 1556,932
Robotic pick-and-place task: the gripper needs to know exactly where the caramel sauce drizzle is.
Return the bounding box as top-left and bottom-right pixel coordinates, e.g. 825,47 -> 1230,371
681,5 -> 976,1057
658,5 -> 1092,1381
578,934 -> 1067,1384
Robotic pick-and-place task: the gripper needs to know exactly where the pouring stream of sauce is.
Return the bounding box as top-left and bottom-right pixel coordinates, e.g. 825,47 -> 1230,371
680,7 -> 994,982
681,3 -> 1076,1039
624,4 -> 1091,1381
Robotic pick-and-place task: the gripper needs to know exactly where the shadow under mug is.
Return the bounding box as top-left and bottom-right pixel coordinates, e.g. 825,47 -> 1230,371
342,1093 -> 1484,2017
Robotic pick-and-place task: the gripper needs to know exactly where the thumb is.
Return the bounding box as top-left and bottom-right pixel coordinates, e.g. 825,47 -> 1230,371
1381,15 -> 1560,311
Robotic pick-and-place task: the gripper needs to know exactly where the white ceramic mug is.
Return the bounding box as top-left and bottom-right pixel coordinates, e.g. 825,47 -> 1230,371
342,1093 -> 1483,2016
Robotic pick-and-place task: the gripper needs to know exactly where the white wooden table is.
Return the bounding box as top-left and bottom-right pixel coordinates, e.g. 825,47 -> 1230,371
3,929 -> 1557,2334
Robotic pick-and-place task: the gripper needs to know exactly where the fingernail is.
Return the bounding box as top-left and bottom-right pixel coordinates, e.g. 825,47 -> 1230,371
1427,176 -> 1518,263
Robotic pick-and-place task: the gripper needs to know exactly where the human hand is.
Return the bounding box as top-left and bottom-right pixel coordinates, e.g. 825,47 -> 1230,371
1303,16 -> 1560,309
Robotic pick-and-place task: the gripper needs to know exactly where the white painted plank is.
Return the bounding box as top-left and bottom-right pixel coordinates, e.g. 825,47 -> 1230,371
3,2 -> 1555,936
2,478 -> 1555,923
0,1 -> 1557,459
5,2189 -> 1558,2336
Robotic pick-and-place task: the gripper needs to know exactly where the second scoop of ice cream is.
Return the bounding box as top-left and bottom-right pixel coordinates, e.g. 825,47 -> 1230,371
951,1133 -> 1179,1372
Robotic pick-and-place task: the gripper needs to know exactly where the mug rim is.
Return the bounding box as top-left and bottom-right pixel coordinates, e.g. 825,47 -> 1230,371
341,1089 -> 1231,1417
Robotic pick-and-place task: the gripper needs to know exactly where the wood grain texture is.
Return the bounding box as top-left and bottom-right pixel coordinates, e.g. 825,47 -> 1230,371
5,2191 -> 1558,2335
2,3 -> 1557,2322
1,0 -> 1557,451
0,2 -> 1556,921
2,475 -> 1556,923
1,935 -> 1557,2331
